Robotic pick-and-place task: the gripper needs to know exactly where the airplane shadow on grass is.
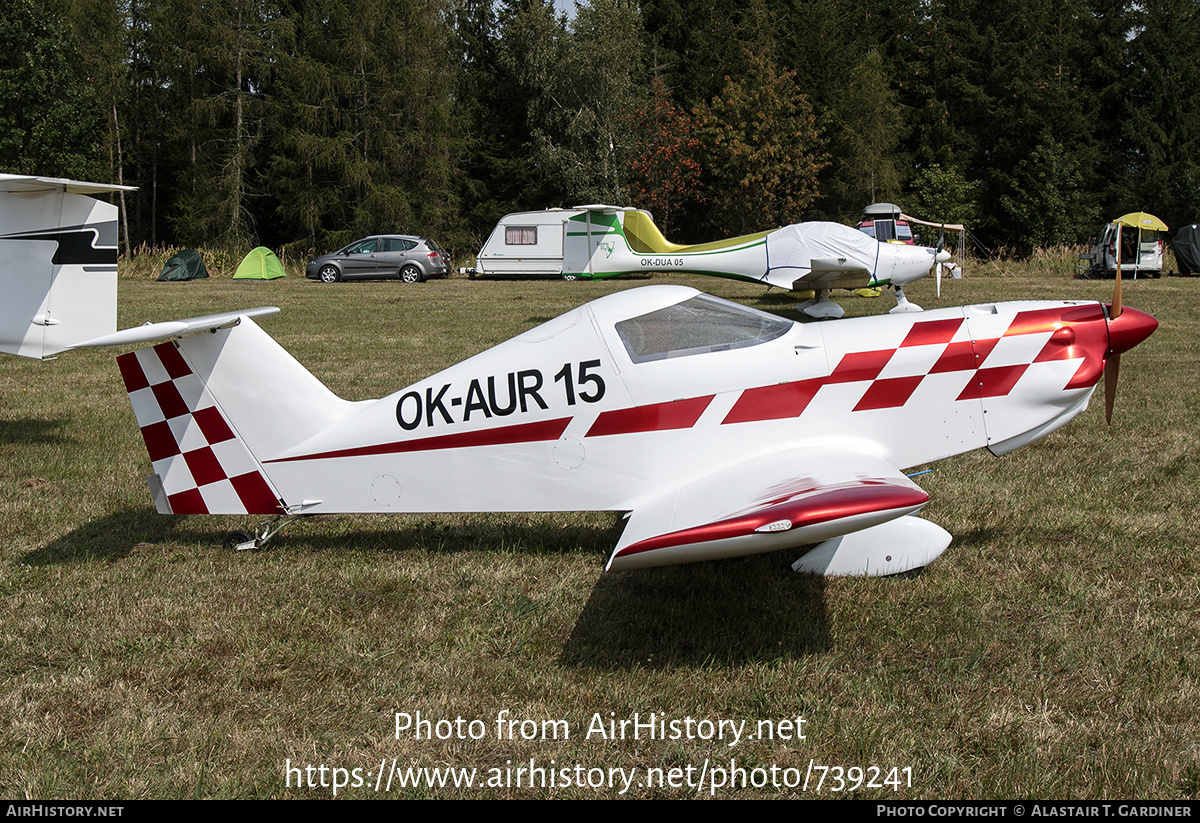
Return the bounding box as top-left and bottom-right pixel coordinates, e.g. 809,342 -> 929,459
21,509 -> 214,565
561,552 -> 831,669
0,416 -> 71,446
26,509 -> 832,665
21,509 -> 627,565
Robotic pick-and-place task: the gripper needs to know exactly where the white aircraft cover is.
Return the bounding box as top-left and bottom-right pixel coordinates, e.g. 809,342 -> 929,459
764,222 -> 882,289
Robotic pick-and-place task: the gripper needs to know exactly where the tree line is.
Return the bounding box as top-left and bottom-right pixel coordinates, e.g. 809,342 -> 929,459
3,0 -> 1197,258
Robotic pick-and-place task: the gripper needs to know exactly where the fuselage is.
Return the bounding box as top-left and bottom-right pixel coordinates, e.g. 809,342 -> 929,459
260,286 -> 1144,516
566,214 -> 943,292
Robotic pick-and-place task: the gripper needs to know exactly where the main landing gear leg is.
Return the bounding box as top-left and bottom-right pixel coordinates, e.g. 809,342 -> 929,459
796,289 -> 845,320
888,286 -> 924,314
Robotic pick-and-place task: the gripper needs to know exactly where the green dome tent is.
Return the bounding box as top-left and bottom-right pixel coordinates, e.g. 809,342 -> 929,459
232,247 -> 286,280
158,249 -> 208,281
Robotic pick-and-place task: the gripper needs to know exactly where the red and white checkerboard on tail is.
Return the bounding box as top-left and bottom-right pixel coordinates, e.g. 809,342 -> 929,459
117,342 -> 282,516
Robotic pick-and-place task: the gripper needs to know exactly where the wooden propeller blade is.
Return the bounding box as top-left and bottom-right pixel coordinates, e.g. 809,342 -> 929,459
1112,229 -> 1123,319
1106,235 -> 1124,424
1104,353 -> 1120,424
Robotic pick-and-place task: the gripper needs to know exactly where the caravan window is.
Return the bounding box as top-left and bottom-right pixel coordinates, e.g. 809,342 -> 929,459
505,226 -> 538,245
615,295 -> 792,364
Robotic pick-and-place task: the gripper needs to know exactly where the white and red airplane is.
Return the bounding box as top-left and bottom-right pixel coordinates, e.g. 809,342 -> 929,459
0,177 -> 1157,576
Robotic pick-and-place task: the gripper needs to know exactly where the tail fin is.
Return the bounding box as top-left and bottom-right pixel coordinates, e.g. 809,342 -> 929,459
619,210 -> 686,254
113,312 -> 358,515
0,175 -> 136,360
118,341 -> 283,514
562,206 -> 642,279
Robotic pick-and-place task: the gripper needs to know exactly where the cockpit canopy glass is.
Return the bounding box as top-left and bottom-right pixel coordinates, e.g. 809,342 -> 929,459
615,294 -> 793,364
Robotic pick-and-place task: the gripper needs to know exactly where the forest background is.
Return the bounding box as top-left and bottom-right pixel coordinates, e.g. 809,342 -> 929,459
3,0 -> 1197,261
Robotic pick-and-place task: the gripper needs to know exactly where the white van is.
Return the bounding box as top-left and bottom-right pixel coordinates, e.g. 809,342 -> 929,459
470,209 -> 581,278
1081,222 -> 1164,279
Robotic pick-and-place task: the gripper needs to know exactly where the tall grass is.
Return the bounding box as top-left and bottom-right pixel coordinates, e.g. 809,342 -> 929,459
120,244 -> 308,280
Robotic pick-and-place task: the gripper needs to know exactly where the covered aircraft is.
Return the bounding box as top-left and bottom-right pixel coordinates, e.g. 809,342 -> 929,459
561,205 -> 950,318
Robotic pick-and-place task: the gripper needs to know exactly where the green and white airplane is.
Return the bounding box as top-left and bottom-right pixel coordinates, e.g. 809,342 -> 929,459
562,205 -> 950,319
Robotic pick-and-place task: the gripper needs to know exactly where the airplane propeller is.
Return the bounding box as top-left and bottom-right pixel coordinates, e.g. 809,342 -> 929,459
1102,241 -> 1159,424
1104,235 -> 1124,424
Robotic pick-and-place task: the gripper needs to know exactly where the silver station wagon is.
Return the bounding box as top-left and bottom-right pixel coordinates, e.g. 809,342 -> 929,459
306,235 -> 449,283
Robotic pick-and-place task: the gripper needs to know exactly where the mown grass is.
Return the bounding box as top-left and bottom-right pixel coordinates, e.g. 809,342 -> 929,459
1,262 -> 1197,798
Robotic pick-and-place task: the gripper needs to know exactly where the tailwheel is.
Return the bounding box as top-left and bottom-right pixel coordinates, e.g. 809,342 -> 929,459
223,530 -> 256,551
222,510 -> 315,552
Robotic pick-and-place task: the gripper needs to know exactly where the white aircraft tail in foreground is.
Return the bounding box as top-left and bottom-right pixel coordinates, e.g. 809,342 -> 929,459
55,279 -> 1155,576
561,206 -> 950,318
0,175 -> 136,360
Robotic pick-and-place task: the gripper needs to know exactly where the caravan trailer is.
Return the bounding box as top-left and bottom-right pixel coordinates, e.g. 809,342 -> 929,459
471,209 -> 580,278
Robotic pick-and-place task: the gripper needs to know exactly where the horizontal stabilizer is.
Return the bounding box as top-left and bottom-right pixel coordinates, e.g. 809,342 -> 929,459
608,448 -> 928,571
0,175 -> 136,195
74,307 -> 280,349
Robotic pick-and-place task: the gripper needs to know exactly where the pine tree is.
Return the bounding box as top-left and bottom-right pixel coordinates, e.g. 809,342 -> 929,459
1122,0 -> 1200,229
266,0 -> 462,253
818,50 -> 908,222
498,0 -> 646,207
0,0 -> 106,180
157,0 -> 279,246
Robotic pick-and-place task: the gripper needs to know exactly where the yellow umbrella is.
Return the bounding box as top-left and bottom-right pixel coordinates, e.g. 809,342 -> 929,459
1115,212 -> 1168,231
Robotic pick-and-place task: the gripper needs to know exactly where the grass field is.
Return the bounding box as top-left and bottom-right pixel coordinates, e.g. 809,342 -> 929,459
1,261 -> 1197,799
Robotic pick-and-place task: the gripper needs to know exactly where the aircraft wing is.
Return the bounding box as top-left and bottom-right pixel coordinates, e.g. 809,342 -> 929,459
761,257 -> 875,291
761,222 -> 883,292
607,447 -> 928,570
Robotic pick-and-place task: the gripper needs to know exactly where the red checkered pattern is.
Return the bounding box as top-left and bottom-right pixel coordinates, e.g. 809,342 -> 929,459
723,305 -> 1107,425
117,343 -> 283,515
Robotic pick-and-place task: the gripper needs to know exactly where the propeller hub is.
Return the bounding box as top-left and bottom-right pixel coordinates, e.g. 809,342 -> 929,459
1105,305 -> 1157,356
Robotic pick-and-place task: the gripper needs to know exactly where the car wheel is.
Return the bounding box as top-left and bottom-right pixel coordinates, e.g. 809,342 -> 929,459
401,264 -> 423,284
562,274 -> 578,281
319,265 -> 340,283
